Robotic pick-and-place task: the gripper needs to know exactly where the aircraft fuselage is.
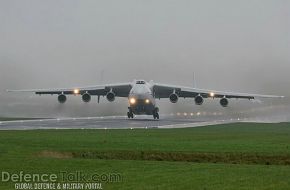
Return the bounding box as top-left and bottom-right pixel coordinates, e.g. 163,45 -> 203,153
128,81 -> 156,115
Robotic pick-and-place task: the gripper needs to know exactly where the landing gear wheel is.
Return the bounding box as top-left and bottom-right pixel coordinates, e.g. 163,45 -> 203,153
153,112 -> 159,120
156,113 -> 159,120
127,112 -> 134,119
127,107 -> 134,119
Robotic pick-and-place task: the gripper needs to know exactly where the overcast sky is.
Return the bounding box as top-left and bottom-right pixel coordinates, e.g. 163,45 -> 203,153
0,0 -> 289,118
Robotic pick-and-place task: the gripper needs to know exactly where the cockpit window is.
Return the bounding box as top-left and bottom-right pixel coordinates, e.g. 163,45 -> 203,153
136,81 -> 145,84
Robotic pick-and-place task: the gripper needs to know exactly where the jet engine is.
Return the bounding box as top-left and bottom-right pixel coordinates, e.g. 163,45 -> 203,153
169,93 -> 179,103
106,92 -> 115,102
58,94 -> 67,104
220,98 -> 229,107
82,93 -> 91,103
195,95 -> 204,105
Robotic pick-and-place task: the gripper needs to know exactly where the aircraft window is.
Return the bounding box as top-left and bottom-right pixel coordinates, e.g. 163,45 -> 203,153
136,81 -> 145,84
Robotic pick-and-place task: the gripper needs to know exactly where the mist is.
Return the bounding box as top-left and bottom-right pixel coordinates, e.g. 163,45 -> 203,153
0,0 -> 289,121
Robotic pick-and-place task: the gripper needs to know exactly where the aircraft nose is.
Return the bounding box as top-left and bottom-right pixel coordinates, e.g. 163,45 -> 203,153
132,93 -> 147,99
129,96 -> 151,106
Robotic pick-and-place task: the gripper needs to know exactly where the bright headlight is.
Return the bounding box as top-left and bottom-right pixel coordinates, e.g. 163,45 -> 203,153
129,98 -> 136,104
74,89 -> 80,94
145,99 -> 150,104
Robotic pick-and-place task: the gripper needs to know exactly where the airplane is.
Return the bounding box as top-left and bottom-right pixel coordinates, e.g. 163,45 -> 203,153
8,80 -> 284,119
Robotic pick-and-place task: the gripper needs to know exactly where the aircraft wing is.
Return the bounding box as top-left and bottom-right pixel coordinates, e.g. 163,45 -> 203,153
152,83 -> 284,99
7,83 -> 132,97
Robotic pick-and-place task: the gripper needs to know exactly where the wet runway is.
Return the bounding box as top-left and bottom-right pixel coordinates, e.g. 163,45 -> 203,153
0,116 -> 234,130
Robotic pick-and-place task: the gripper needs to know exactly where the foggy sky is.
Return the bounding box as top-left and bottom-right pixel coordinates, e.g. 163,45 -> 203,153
0,0 -> 289,119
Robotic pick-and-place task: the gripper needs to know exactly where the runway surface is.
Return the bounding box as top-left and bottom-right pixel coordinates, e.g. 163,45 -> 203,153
0,116 -> 235,130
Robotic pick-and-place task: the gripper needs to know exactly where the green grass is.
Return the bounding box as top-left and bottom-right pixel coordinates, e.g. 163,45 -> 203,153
0,123 -> 290,189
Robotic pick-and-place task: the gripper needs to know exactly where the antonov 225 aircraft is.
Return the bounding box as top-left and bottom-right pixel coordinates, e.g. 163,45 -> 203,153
8,80 -> 283,119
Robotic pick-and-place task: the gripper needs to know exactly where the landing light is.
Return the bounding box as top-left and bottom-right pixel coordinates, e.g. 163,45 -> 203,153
130,98 -> 136,104
74,89 -> 80,94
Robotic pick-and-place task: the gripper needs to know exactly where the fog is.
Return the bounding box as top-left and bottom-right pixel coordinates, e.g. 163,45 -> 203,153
0,0 -> 289,121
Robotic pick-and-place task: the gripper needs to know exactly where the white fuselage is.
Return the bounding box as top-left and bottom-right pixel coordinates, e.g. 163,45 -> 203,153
128,81 -> 156,115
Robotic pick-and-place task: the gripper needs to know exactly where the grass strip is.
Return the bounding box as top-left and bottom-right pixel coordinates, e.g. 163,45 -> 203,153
38,150 -> 290,166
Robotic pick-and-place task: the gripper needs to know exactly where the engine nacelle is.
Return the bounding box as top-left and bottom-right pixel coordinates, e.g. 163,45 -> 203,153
169,93 -> 179,103
195,95 -> 204,105
220,98 -> 229,107
58,94 -> 67,104
82,93 -> 91,103
106,92 -> 115,102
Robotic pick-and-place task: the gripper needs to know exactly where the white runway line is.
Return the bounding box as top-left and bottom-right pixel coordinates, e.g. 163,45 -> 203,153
157,120 -> 237,129
0,116 -> 278,131
0,115 -> 127,124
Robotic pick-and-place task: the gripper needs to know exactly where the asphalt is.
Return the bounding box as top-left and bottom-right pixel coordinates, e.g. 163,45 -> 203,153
0,115 -> 233,130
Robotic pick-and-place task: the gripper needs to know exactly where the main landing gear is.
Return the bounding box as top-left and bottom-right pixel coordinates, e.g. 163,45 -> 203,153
127,107 -> 159,120
153,108 -> 159,120
127,107 -> 134,119
127,111 -> 134,119
153,112 -> 159,120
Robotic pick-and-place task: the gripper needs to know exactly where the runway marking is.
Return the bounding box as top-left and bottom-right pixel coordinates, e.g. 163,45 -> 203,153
0,116 -> 127,124
157,120 -> 237,129
0,116 -> 261,131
